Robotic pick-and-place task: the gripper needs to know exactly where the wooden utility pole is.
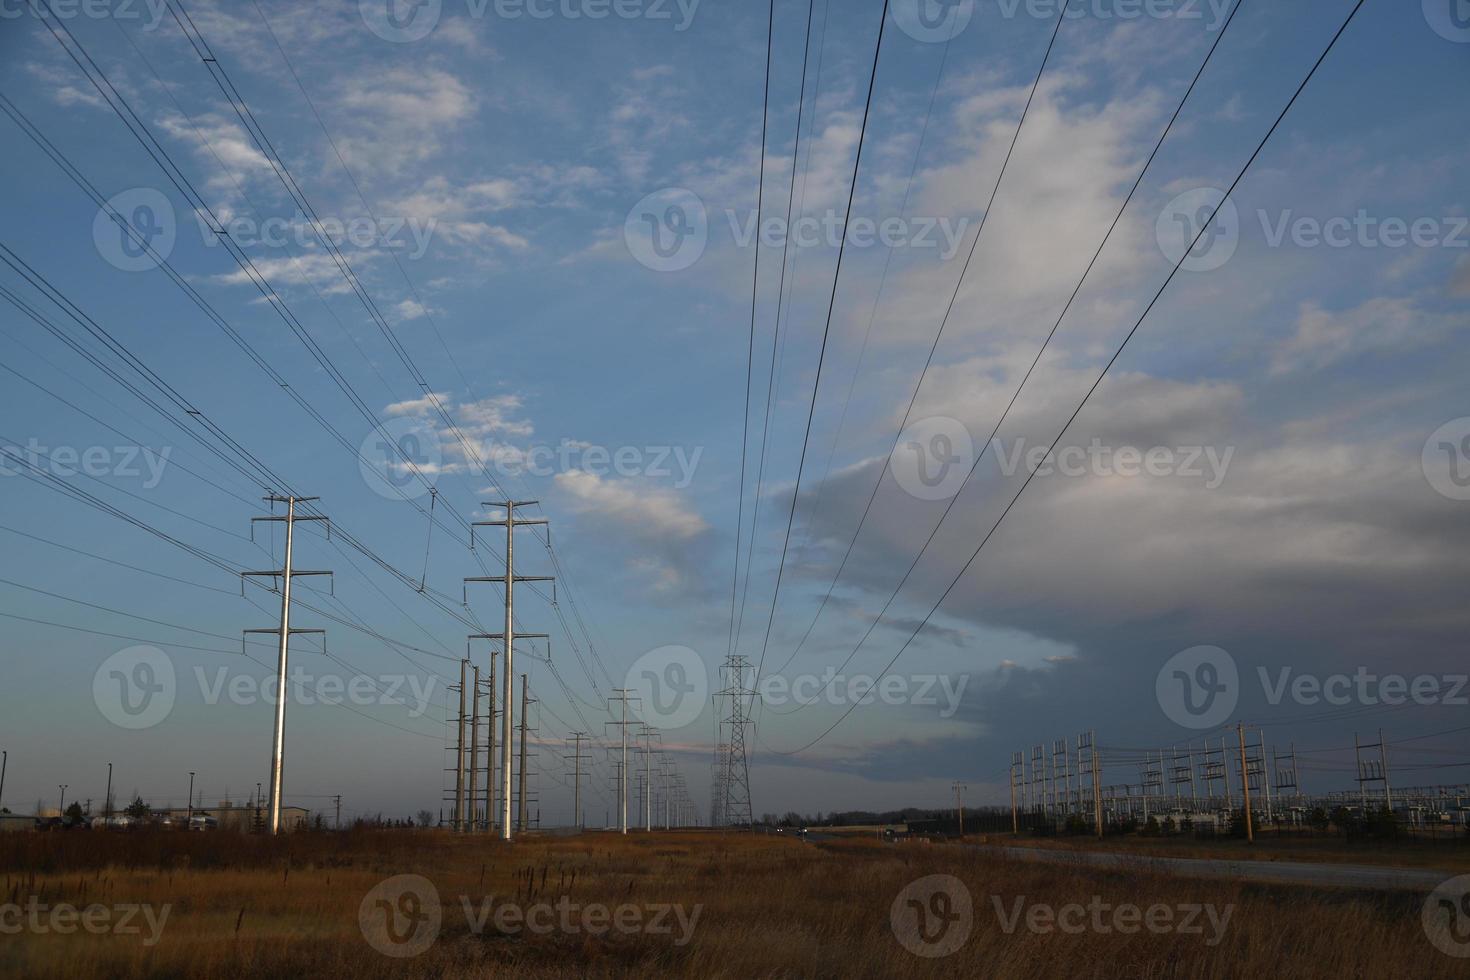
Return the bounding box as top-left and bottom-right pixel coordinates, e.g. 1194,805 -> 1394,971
1237,722 -> 1254,843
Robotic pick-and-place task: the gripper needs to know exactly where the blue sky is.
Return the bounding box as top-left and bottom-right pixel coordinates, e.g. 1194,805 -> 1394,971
0,0 -> 1467,823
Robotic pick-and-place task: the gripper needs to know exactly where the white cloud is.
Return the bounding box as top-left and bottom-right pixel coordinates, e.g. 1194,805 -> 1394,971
555,470 -> 708,539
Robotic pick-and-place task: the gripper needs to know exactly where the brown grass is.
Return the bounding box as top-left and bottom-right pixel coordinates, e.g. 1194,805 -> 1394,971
0,829 -> 1461,979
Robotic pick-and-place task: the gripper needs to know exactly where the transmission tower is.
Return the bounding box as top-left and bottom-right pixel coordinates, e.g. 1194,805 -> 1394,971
465,500 -> 552,841
241,494 -> 330,835
718,655 -> 754,828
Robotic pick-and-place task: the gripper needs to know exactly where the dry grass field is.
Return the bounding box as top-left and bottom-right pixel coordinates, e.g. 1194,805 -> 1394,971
997,830 -> 1470,872
0,829 -> 1463,978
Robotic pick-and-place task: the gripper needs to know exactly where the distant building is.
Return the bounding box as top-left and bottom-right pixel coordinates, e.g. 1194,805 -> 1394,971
0,814 -> 35,833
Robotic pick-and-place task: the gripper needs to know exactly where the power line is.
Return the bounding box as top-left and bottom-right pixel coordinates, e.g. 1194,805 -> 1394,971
747,0 -> 892,706
776,0 -> 1369,756
767,0 -> 1248,706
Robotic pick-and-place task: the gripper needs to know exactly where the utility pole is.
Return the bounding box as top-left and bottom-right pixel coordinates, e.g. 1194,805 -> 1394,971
953,782 -> 966,838
467,501 -> 551,841
637,726 -> 659,833
187,771 -> 195,825
517,674 -> 535,833
566,733 -> 590,830
485,648 -> 496,833
243,495 -> 330,836
469,664 -> 482,832
453,660 -> 467,831
58,785 -> 67,814
1237,722 -> 1254,844
1092,742 -> 1103,840
333,795 -> 342,830
103,761 -> 111,820
607,690 -> 641,834
1009,753 -> 1020,834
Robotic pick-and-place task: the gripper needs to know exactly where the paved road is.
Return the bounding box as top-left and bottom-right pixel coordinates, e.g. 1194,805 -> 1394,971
977,843 -> 1452,892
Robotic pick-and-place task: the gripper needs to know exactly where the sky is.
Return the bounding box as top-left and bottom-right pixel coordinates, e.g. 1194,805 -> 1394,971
0,0 -> 1467,825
